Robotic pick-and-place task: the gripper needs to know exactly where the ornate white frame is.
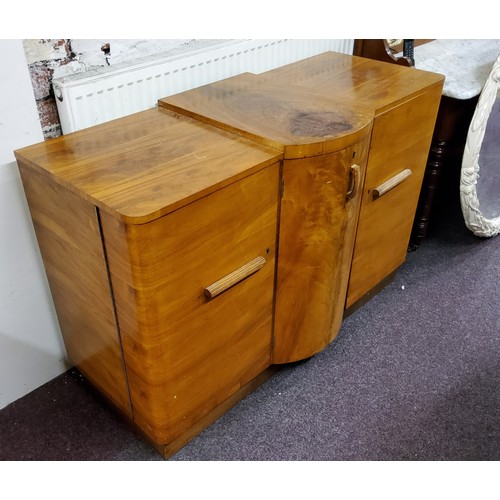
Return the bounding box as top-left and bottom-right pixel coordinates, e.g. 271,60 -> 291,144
460,54 -> 500,237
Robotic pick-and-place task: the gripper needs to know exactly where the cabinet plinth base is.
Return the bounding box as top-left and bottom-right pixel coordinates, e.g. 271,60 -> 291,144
343,270 -> 398,319
145,367 -> 280,459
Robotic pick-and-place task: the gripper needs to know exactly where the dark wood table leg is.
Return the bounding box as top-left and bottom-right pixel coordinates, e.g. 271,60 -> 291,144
410,94 -> 479,249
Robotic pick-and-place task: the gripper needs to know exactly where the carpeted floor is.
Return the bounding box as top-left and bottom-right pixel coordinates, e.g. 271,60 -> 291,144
1,204 -> 498,461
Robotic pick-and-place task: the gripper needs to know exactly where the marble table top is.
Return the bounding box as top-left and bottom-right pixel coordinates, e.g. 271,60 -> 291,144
409,39 -> 500,100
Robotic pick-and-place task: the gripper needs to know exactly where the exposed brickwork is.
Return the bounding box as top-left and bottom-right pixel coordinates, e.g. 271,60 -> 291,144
36,98 -> 62,138
27,63 -> 54,101
24,39 -> 76,140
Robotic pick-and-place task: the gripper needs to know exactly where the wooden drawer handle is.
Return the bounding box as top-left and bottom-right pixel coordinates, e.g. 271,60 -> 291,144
204,256 -> 266,299
346,164 -> 361,201
373,169 -> 412,199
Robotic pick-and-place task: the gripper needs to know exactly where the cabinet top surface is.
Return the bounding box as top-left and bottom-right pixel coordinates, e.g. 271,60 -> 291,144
15,108 -> 282,224
259,51 -> 445,114
15,51 -> 443,224
159,72 -> 374,159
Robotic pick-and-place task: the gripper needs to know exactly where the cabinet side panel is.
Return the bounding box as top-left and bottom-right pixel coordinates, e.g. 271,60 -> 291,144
18,163 -> 131,416
346,87 -> 442,308
273,135 -> 370,363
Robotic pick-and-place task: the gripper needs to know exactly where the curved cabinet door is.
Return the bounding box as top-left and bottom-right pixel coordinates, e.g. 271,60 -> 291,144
101,163 -> 280,445
273,136 -> 370,363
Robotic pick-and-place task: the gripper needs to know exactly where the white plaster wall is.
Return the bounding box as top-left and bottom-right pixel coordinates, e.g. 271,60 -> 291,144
70,39 -> 229,67
0,40 -> 68,409
22,39 -> 230,79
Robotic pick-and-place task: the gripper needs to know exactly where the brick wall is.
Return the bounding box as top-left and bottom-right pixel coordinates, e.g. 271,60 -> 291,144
23,39 -> 84,139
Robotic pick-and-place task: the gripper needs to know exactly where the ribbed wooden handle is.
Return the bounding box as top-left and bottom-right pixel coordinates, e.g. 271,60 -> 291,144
373,169 -> 412,199
346,164 -> 361,201
204,256 -> 266,299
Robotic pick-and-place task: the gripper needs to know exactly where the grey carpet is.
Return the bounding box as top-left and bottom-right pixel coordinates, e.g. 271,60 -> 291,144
1,205 -> 498,461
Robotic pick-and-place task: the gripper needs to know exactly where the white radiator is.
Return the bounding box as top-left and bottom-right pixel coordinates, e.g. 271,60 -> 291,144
53,39 -> 354,134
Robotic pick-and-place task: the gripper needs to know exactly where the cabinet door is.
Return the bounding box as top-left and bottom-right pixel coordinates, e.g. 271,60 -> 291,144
273,138 -> 369,363
101,163 -> 279,445
346,88 -> 441,308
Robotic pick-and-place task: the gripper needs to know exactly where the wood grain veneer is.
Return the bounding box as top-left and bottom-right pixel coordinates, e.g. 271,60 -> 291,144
15,107 -> 282,224
159,72 -> 374,159
273,135 -> 370,362
17,163 -> 131,415
261,51 -> 445,114
345,85 -> 443,308
159,71 -> 374,361
15,103 -> 283,450
260,51 -> 444,309
100,163 -> 280,444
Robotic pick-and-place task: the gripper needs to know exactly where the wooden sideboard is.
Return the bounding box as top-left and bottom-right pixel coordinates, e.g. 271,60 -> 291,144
15,52 -> 443,458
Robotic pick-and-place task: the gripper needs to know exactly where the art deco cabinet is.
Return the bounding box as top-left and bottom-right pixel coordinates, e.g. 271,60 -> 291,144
15,52 -> 443,457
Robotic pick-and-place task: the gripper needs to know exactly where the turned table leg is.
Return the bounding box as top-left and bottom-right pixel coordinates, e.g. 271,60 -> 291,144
410,95 -> 479,249
410,138 -> 448,249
